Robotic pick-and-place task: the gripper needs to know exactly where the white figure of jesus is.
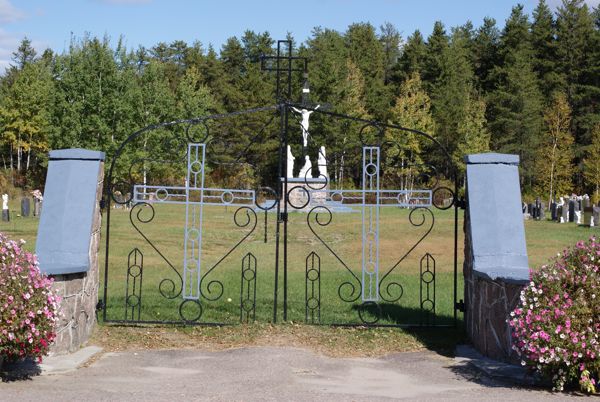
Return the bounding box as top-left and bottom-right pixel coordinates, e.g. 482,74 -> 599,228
291,105 -> 320,147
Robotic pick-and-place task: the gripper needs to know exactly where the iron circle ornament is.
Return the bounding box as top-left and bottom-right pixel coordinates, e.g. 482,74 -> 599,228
255,186 -> 278,211
432,186 -> 455,210
306,268 -> 320,282
304,170 -> 328,191
306,297 -> 320,310
179,299 -> 203,323
110,181 -> 134,205
185,120 -> 210,144
221,191 -> 234,204
159,278 -> 179,299
421,270 -> 435,284
126,294 -> 140,307
287,185 -> 310,210
421,299 -> 435,312
358,301 -> 381,325
241,299 -> 255,313
155,188 -> 169,201
242,268 -> 256,282
128,264 -> 142,278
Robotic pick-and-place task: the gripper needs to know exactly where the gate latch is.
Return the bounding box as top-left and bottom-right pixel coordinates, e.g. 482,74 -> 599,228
455,299 -> 465,312
96,299 -> 105,311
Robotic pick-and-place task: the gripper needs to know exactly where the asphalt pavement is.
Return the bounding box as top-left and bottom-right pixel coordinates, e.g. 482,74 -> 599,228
0,346 -> 585,401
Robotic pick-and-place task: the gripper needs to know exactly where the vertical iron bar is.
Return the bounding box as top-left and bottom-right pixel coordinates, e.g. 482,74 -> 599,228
453,179 -> 459,326
102,184 -> 110,322
273,103 -> 284,323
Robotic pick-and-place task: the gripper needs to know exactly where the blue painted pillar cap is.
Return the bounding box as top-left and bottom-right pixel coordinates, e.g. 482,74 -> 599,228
36,149 -> 104,275
466,152 -> 529,284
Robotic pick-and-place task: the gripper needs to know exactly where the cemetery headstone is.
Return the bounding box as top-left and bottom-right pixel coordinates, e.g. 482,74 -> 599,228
2,194 -> 9,222
539,202 -> 545,220
568,200 -> 575,222
593,206 -> 600,227
550,202 -> 557,221
561,202 -> 569,223
583,207 -> 593,227
20,197 -> 30,217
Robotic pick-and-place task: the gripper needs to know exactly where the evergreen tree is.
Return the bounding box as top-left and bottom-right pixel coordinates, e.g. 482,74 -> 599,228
531,0 -> 561,100
393,30 -> 426,85
379,22 -> 401,85
556,0 -> 599,145
345,23 -> 388,120
535,92 -> 574,204
454,95 -> 490,174
422,21 -> 449,93
488,5 -> 543,188
472,17 -> 500,94
583,124 -> 600,201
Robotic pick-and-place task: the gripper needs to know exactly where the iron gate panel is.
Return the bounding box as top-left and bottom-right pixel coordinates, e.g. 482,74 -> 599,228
102,40 -> 462,327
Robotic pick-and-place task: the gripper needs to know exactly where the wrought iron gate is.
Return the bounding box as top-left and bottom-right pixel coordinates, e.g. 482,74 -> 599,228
101,40 -> 462,327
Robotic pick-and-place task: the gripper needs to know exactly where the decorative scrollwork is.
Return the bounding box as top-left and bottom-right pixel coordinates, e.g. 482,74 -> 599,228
125,248 -> 143,321
287,185 -> 310,210
420,253 -> 436,325
432,186 -> 455,210
379,207 -> 434,302
357,301 -> 381,325
179,299 -> 203,323
305,252 -> 321,324
307,206 -> 361,303
240,253 -> 258,323
130,202 -> 183,299
200,206 -> 257,302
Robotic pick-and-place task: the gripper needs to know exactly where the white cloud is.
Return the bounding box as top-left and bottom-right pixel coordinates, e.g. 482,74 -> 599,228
0,0 -> 24,23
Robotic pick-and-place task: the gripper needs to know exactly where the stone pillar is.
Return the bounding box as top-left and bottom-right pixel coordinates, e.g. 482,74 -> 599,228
35,149 -> 105,355
464,153 -> 529,363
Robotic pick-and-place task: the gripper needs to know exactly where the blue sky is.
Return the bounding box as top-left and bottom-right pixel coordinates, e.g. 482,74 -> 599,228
0,0 -> 599,72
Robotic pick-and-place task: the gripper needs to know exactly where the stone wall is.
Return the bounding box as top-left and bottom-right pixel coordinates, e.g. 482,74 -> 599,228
464,153 -> 529,363
464,206 -> 525,362
50,162 -> 103,354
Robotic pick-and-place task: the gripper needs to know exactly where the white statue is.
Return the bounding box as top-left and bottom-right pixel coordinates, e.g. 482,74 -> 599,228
317,146 -> 328,179
286,145 -> 295,178
298,155 -> 313,179
291,105 -> 320,147
2,194 -> 7,210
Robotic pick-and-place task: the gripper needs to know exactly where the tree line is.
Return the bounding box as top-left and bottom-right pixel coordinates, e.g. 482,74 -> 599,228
0,0 -> 599,203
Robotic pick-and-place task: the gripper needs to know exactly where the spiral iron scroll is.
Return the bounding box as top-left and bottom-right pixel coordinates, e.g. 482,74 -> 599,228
200,206 -> 258,302
378,207 -> 435,303
130,202 -> 183,299
307,206 -> 361,303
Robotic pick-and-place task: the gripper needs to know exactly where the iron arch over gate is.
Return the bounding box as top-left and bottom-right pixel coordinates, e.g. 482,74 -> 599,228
101,40 -> 463,327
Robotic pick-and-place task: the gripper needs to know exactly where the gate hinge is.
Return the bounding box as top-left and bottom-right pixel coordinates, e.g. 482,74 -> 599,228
96,299 -> 105,311
455,299 -> 465,312
279,212 -> 288,222
456,198 -> 467,210
99,198 -> 107,210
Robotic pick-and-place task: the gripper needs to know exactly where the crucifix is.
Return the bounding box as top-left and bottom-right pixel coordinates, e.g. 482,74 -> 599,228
309,146 -> 432,302
133,143 -> 256,300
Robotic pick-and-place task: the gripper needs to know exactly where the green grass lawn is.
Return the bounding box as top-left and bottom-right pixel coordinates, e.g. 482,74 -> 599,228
2,203 -> 596,327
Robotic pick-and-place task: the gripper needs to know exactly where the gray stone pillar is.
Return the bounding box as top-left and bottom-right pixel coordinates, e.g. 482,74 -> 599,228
35,149 -> 105,355
464,153 -> 529,363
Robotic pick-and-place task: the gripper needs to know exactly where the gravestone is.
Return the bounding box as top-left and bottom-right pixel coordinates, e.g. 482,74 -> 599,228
593,206 -> 600,227
36,148 -> 105,354
527,203 -> 533,219
2,194 -> 9,222
583,207 -> 593,227
21,197 -> 30,217
464,153 -> 528,363
538,202 -> 545,220
561,202 -> 569,223
550,202 -> 557,221
568,200 -> 575,222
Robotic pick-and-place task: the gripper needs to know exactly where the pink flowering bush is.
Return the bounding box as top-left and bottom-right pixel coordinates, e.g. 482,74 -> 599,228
0,233 -> 60,363
509,237 -> 600,393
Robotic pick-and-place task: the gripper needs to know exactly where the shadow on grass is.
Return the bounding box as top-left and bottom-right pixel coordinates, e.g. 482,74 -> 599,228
0,357 -> 41,382
350,302 -> 467,357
